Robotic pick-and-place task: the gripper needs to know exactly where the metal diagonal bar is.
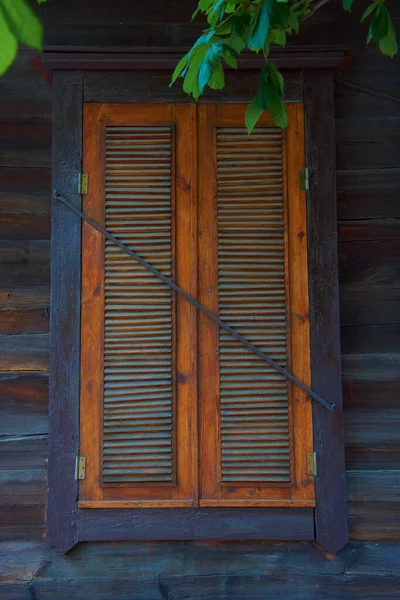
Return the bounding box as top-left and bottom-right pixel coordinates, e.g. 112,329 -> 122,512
55,191 -> 335,412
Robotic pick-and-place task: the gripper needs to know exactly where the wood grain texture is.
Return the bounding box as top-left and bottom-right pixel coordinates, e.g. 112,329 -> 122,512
78,507 -> 314,541
47,71 -> 83,554
2,539 -> 400,599
304,69 -> 348,553
0,372 -> 48,436
198,103 -> 314,507
0,335 -> 48,371
83,71 -> 303,105
1,0 -> 400,588
80,103 -> 197,505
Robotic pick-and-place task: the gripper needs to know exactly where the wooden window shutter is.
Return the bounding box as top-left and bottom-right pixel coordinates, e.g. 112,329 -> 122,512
198,104 -> 315,507
79,104 -> 198,508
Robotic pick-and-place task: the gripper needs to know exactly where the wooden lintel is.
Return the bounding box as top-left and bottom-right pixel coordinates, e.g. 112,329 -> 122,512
42,48 -> 344,72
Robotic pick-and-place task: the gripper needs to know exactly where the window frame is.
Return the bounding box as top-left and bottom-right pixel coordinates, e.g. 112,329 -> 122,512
47,56 -> 347,554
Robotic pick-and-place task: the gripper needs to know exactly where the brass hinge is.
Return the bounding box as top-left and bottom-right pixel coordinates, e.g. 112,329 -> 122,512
78,173 -> 88,195
299,168 -> 310,192
307,452 -> 317,477
75,456 -> 86,480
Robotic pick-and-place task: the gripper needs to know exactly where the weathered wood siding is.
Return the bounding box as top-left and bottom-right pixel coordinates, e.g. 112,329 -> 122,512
1,0 -> 399,596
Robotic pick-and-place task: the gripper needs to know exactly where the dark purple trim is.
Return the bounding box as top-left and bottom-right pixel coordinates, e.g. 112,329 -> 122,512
304,69 -> 349,554
47,68 -> 346,555
78,508 -> 314,543
42,48 -> 344,71
47,71 -> 83,554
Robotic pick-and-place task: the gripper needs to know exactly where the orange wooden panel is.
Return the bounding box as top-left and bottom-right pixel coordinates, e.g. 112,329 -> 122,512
80,104 -> 197,505
198,103 -> 314,506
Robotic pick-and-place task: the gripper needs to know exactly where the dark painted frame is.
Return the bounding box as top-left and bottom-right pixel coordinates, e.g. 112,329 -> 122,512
48,55 -> 347,554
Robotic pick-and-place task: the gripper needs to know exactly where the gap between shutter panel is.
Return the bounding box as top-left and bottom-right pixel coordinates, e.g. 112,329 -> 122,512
103,125 -> 175,484
216,127 -> 291,483
58,189 -> 334,415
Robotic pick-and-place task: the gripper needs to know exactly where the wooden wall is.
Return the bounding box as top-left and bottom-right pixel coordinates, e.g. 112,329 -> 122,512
1,0 -> 400,596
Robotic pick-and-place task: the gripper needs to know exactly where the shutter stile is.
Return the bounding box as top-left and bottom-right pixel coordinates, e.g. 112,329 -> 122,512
216,127 -> 291,483
102,126 -> 175,483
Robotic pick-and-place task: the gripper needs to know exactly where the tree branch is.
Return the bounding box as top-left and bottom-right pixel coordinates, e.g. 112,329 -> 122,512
304,0 -> 333,21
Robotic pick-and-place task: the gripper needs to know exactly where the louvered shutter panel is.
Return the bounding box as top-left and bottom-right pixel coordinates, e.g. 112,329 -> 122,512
80,105 -> 196,506
198,104 -> 314,506
103,126 -> 174,483
216,126 -> 291,483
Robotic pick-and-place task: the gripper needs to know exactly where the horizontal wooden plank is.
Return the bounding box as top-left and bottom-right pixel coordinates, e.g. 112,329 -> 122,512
337,189 -> 400,221
337,168 -> 400,195
0,241 -> 50,287
84,70 -> 303,104
349,502 -> 400,541
335,79 -> 400,120
343,380 -> 400,410
342,353 -> 400,383
347,471 -> 400,502
0,191 -> 50,243
0,287 -> 50,309
346,444 -> 400,471
0,53 -> 52,115
0,192 -> 49,216
0,122 -> 51,169
340,293 -> 400,327
0,505 -> 44,542
0,335 -> 49,372
0,435 -> 47,471
336,118 -> 400,170
0,215 -> 50,241
0,168 -> 51,194
3,574 -> 400,600
78,508 -> 315,542
0,372 -> 48,437
344,409 -> 400,446
336,49 -> 400,99
338,219 -> 400,243
341,325 -> 400,355
0,308 -> 49,335
3,539 -> 400,594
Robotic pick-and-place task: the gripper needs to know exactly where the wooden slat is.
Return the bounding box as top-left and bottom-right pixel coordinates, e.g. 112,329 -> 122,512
198,104 -> 313,507
80,103 -> 197,507
216,126 -> 291,483
102,125 -> 174,483
0,372 -> 48,437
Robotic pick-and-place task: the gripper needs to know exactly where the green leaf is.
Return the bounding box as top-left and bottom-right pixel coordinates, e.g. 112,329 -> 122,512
379,18 -> 398,57
361,3 -> 377,23
268,28 -> 286,46
370,6 -> 389,42
208,0 -> 225,25
1,0 -> 44,51
198,42 -> 225,93
225,32 -> 247,53
182,45 -> 208,99
269,95 -> 288,128
193,0 -> 215,19
0,8 -> 18,75
171,54 -> 188,85
245,97 -> 263,133
287,8 -> 300,33
270,2 -> 290,27
248,0 -> 270,51
256,65 -> 276,109
268,61 -> 284,96
209,60 -> 225,89
222,46 -> 238,68
257,81 -> 277,109
342,0 -> 354,12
